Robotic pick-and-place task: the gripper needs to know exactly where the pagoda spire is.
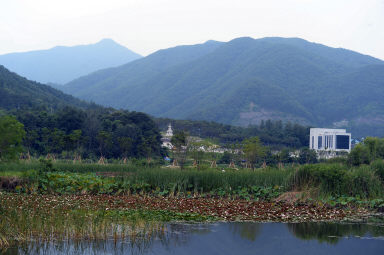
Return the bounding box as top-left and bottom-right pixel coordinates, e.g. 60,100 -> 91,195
166,123 -> 173,137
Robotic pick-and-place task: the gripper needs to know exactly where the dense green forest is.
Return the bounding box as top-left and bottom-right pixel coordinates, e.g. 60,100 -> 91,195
61,37 -> 384,137
10,107 -> 164,160
0,65 -> 91,110
0,65 -> 164,160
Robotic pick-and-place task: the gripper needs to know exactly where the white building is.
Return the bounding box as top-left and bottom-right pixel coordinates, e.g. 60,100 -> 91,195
309,128 -> 351,152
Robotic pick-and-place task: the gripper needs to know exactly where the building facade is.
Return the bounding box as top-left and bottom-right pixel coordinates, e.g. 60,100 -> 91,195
309,128 -> 351,152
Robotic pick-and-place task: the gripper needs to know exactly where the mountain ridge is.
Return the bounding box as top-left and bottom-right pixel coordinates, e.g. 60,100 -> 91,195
58,36 -> 384,136
0,65 -> 91,111
0,39 -> 141,84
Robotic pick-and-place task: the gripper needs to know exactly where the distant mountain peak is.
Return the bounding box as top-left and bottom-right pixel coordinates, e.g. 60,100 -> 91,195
0,39 -> 142,84
96,38 -> 119,45
228,36 -> 255,43
204,40 -> 222,45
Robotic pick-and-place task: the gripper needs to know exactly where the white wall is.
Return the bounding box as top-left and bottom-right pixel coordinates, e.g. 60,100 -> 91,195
309,128 -> 351,152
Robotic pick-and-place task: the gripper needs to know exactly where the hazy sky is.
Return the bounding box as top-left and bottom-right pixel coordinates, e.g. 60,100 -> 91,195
1,0 -> 383,59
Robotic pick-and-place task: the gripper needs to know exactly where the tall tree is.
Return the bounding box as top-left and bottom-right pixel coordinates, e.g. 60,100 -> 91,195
243,137 -> 266,169
0,115 -> 25,161
171,130 -> 189,169
97,131 -> 112,158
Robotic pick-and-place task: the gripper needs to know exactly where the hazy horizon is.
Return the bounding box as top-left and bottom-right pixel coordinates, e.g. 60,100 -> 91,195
0,0 -> 383,59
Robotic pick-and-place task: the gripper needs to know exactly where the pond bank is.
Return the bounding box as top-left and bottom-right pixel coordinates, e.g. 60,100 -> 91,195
2,192 -> 383,250
0,193 -> 375,222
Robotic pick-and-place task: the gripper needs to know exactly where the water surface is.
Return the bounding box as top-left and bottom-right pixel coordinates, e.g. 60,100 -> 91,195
3,222 -> 384,255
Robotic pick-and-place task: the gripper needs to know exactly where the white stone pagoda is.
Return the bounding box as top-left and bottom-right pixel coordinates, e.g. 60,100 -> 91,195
165,123 -> 173,137
162,123 -> 174,149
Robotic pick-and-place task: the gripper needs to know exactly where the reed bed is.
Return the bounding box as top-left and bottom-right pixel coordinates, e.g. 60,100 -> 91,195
1,160 -> 384,199
0,195 -> 167,250
131,168 -> 292,193
289,163 -> 384,198
0,160 -> 138,174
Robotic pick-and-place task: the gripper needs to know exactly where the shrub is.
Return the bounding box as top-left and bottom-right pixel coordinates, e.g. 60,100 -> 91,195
290,163 -> 383,198
371,159 -> 384,183
348,144 -> 370,166
290,164 -> 349,197
348,166 -> 383,198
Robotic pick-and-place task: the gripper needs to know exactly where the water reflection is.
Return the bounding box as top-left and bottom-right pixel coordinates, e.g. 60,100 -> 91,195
229,222 -> 262,241
154,224 -> 211,252
2,222 -> 384,255
2,224 -> 212,255
287,222 -> 384,244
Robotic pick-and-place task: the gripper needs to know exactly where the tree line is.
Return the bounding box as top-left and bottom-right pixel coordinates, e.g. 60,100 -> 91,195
0,107 -> 165,161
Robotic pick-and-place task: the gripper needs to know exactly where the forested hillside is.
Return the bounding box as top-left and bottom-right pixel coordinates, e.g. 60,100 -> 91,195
62,37 -> 384,137
0,65 -> 90,110
0,39 -> 141,84
0,63 -> 310,162
0,65 -> 163,159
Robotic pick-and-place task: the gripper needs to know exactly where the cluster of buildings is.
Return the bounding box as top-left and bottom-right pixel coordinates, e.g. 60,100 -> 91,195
162,124 -> 352,159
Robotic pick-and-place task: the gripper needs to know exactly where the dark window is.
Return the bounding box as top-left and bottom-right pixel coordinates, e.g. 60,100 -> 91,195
336,135 -> 349,149
312,136 -> 314,149
318,136 -> 322,149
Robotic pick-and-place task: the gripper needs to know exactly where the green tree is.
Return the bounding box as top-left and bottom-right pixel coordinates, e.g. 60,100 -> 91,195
280,149 -> 292,163
118,137 -> 133,159
189,139 -> 214,169
140,136 -> 159,164
229,142 -> 242,168
377,138 -> 384,159
0,115 -> 26,161
97,131 -> 112,158
56,107 -> 85,133
68,129 -> 82,152
298,148 -> 318,164
364,137 -> 379,162
171,130 -> 189,169
219,151 -> 231,164
50,128 -> 66,153
243,136 -> 266,169
348,143 -> 370,166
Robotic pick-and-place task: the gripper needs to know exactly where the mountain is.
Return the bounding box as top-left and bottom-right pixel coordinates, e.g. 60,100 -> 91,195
0,39 -> 141,84
64,40 -> 223,99
61,37 -> 384,137
0,65 -> 90,110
